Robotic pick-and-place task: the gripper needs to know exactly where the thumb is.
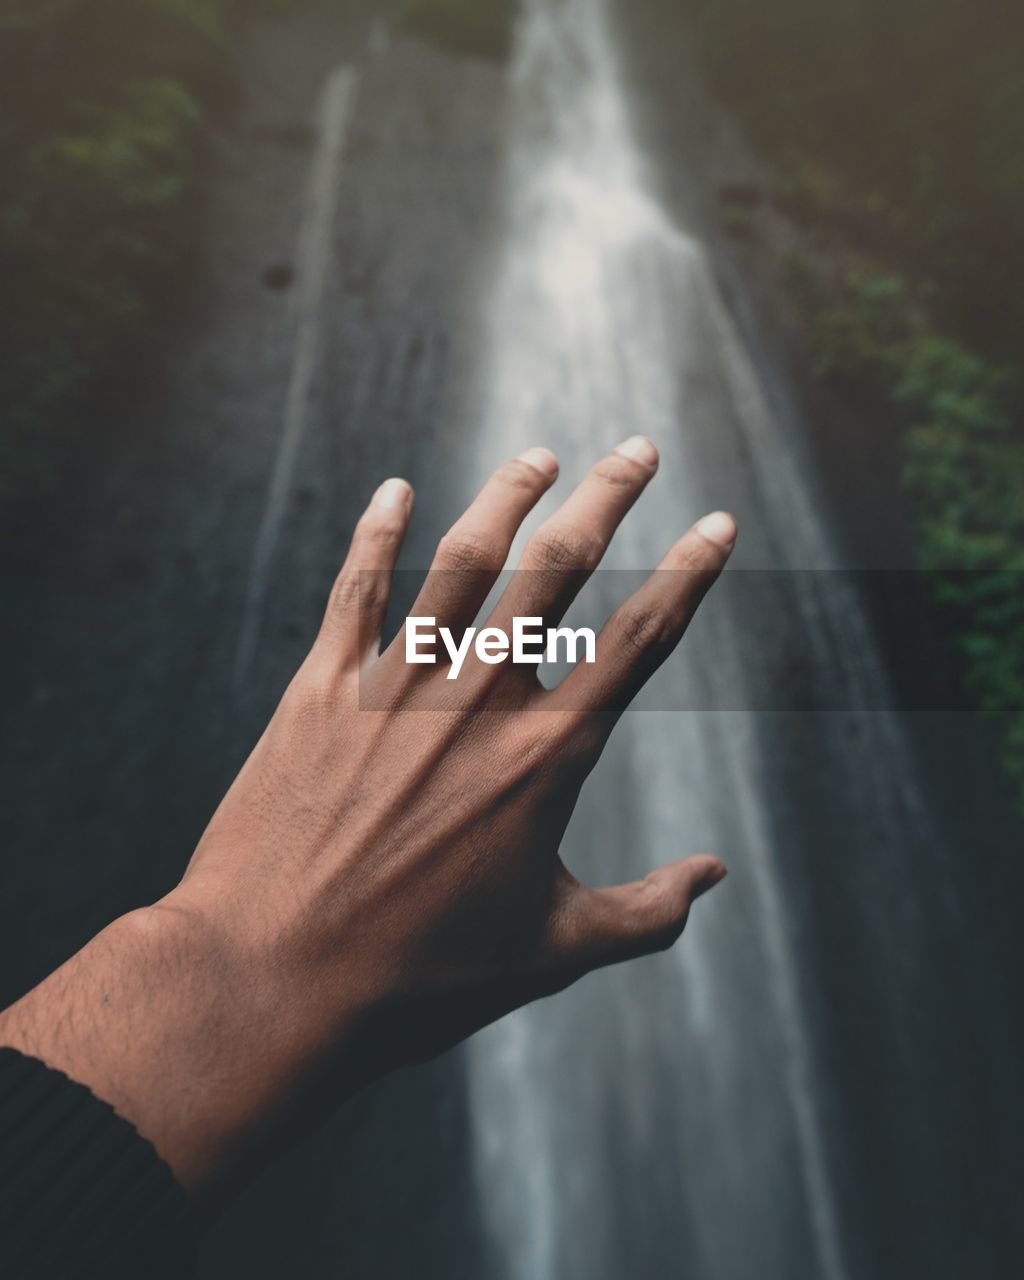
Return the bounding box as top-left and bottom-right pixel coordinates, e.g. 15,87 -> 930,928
559,855 -> 727,974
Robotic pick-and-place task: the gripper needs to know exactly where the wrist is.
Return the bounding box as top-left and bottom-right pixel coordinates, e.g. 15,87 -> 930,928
144,887 -> 375,1193
0,887 -> 375,1208
0,902 -> 296,1204
110,896 -> 330,1199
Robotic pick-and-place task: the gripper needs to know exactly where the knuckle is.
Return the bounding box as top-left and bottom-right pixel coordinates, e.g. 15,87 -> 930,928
436,529 -> 504,574
357,569 -> 390,617
497,458 -> 546,493
326,568 -> 360,618
324,565 -> 389,646
552,707 -> 604,766
532,525 -> 601,572
673,544 -> 722,585
357,508 -> 405,547
617,602 -> 674,656
508,711 -> 602,787
591,454 -> 640,490
286,659 -> 342,725
508,718 -> 565,777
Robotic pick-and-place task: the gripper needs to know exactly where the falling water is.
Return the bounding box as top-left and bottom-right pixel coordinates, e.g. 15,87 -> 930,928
456,2 -> 993,1278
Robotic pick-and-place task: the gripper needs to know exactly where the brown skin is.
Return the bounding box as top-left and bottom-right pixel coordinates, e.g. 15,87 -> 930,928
0,436 -> 736,1219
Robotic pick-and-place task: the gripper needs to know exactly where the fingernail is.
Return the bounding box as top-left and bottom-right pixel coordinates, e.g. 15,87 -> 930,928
374,477 -> 412,510
517,446 -> 559,478
695,510 -> 737,551
614,435 -> 659,467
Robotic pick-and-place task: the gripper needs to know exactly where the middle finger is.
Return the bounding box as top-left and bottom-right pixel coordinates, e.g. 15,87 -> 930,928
488,436 -> 659,636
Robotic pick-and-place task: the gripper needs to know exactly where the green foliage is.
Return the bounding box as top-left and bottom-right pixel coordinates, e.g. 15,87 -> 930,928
899,345 -> 1024,779
802,270 -> 1024,805
684,0 -> 1024,351
401,0 -> 517,62
683,0 -> 1024,807
809,273 -> 910,384
0,0 -> 282,487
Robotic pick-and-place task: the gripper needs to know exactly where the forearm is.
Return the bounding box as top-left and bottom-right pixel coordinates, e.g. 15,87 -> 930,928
0,902 -> 309,1207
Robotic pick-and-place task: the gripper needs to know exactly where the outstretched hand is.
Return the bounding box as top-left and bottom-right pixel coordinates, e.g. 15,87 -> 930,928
0,437 -> 736,1210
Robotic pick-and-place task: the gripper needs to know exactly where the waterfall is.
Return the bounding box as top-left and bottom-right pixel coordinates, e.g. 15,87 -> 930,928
457,1 -> 966,1277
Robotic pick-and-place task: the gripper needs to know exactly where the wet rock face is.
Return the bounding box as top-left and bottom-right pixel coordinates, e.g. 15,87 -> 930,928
1,5 -> 508,1280
401,0 -> 517,64
262,263 -> 295,292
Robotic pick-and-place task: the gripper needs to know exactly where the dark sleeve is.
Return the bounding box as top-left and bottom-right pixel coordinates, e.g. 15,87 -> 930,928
0,1047 -> 196,1279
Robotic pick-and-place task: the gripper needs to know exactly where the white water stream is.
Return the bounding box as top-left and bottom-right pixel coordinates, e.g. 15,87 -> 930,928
456,2 -> 950,1277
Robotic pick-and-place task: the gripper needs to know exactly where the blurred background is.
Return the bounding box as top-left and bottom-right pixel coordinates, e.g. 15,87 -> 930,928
1,1 -> 1023,1276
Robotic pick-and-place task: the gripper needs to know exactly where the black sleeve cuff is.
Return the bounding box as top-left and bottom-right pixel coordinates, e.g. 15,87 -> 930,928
0,1047 -> 195,1279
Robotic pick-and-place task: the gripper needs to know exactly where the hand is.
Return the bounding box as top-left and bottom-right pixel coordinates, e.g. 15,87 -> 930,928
0,437 -> 736,1211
